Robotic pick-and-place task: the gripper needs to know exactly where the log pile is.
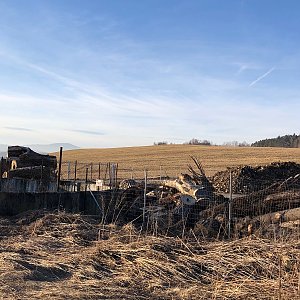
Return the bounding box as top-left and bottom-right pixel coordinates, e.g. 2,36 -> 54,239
7,146 -> 57,169
196,171 -> 300,237
234,206 -> 300,237
4,146 -> 57,181
211,161 -> 300,193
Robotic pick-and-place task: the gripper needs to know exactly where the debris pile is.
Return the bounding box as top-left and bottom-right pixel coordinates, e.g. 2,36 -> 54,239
211,161 -> 300,193
115,157 -> 225,233
115,159 -> 300,238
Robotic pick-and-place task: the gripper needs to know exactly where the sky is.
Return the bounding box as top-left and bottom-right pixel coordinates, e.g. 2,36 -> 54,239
0,0 -> 300,148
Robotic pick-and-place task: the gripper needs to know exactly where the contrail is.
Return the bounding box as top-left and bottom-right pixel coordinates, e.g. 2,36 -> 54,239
249,67 -> 275,87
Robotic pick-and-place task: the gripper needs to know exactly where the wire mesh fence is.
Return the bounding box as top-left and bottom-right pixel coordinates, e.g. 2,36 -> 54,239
58,161 -> 174,191
1,158 -> 299,240
69,167 -> 300,240
59,161 -> 172,181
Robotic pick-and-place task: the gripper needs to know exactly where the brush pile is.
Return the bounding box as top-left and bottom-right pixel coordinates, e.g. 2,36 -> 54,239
115,159 -> 300,238
211,161 -> 300,193
115,157 -> 225,232
0,210 -> 299,300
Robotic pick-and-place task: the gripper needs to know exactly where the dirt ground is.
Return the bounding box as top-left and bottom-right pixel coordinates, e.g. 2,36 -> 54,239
0,210 -> 299,300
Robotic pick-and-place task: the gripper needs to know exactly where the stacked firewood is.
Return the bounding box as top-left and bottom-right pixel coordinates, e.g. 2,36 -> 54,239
5,146 -> 57,181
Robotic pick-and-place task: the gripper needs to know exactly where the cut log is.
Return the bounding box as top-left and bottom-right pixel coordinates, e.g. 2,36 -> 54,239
164,174 -> 211,199
10,160 -> 18,170
235,207 -> 300,236
280,220 -> 300,229
264,190 -> 300,203
199,188 -> 300,221
257,207 -> 300,224
8,166 -> 56,181
13,156 -> 57,169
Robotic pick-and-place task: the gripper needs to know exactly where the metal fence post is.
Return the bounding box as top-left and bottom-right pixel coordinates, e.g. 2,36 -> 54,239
85,167 -> 89,192
98,162 -> 101,191
40,159 -> 43,181
67,161 -> 71,180
160,165 -> 162,181
56,147 -> 63,192
73,160 -> 77,192
143,169 -> 148,224
90,163 -> 93,182
110,163 -> 116,189
115,163 -> 118,189
108,162 -> 111,188
228,169 -> 233,238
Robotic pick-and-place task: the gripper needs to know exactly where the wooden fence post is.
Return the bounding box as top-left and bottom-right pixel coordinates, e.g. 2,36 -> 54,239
57,147 -> 63,192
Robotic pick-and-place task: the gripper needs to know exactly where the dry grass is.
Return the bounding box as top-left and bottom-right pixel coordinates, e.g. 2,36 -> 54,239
53,145 -> 300,178
0,210 -> 299,299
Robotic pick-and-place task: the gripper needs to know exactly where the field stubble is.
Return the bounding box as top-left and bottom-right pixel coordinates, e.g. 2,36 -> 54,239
55,145 -> 300,179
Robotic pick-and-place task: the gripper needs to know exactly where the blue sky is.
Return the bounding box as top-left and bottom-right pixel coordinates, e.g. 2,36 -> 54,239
0,0 -> 299,147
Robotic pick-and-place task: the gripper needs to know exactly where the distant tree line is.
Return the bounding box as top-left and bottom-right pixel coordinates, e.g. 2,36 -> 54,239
184,138 -> 211,145
153,138 -> 252,147
251,134 -> 300,148
153,141 -> 169,146
154,138 -> 212,146
223,141 -> 250,147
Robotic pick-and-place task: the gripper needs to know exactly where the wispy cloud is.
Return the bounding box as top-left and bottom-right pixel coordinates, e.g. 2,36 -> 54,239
249,67 -> 275,87
70,129 -> 105,136
234,61 -> 261,75
4,127 -> 34,132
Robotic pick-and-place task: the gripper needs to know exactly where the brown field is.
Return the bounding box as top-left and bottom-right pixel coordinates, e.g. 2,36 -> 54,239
55,145 -> 300,178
